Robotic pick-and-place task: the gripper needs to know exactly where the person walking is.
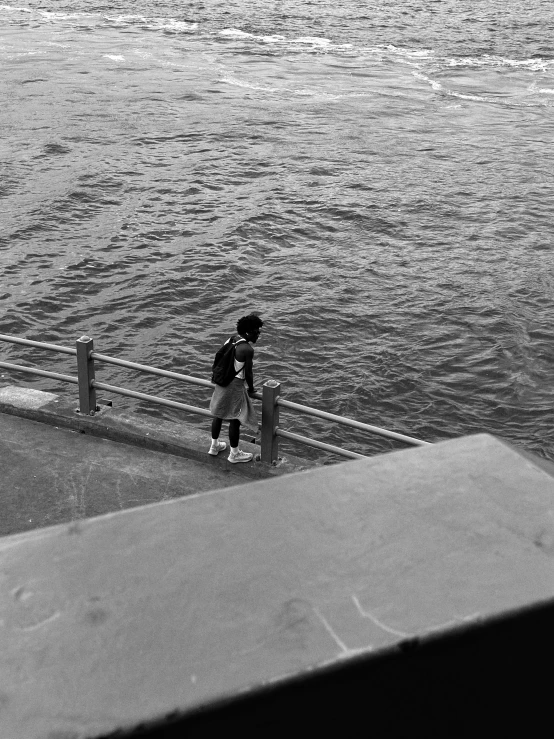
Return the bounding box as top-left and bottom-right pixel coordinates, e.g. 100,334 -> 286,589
208,313 -> 264,463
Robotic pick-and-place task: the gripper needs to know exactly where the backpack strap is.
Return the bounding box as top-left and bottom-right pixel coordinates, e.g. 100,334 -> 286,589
231,336 -> 247,378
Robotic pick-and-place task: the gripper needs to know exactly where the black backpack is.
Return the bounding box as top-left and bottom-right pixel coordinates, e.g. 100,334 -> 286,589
211,335 -> 246,387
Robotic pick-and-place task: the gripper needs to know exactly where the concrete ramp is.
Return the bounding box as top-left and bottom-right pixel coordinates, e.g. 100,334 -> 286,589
1,433 -> 553,737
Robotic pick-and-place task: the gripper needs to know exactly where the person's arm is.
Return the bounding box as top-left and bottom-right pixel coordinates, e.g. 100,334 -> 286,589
235,342 -> 255,394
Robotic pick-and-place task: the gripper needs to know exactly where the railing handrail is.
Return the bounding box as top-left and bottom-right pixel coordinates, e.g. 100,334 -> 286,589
91,380 -> 213,418
277,397 -> 431,448
0,333 -> 76,356
0,332 -> 432,460
276,428 -> 368,460
0,361 -> 78,385
90,352 -> 214,389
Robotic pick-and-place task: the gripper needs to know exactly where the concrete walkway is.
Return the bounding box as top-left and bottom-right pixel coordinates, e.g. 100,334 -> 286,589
0,385 -> 315,538
0,412 -> 256,538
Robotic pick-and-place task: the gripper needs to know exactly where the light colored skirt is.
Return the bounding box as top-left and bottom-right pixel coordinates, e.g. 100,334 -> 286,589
209,378 -> 257,427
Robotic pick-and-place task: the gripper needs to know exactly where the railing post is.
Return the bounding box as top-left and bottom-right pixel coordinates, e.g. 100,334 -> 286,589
76,335 -> 96,415
261,379 -> 280,463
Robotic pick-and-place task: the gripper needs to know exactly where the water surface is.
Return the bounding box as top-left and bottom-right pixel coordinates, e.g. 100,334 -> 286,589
1,0 -> 553,458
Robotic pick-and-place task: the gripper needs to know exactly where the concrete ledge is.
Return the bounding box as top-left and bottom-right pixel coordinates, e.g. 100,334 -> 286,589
1,433 -> 554,737
0,385 -> 317,481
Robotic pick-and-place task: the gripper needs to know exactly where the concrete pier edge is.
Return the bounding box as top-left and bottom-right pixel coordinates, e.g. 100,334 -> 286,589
0,384 -> 318,480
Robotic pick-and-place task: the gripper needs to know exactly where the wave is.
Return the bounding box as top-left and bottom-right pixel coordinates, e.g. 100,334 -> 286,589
2,5 -> 551,77
0,4 -> 198,32
0,4 -> 32,11
215,29 -> 554,86
2,2 -> 552,109
445,55 -> 553,72
291,36 -> 331,46
219,74 -> 279,93
102,15 -> 198,33
412,69 -> 554,107
412,71 -> 491,103
217,30 -> 432,58
385,44 -> 434,59
219,28 -> 331,47
529,82 -> 554,95
219,73 -> 368,100
219,28 -> 254,38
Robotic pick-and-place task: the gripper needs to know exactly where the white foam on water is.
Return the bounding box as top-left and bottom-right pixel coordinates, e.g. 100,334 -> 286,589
387,44 -> 434,58
219,28 -> 254,38
412,70 -> 442,92
101,14 -> 197,33
291,36 -> 331,45
446,55 -> 553,72
37,10 -> 91,22
157,19 -> 198,32
412,70 -> 489,103
0,4 -> 32,11
445,90 -> 491,103
413,66 -> 554,107
260,35 -> 287,43
219,74 -> 278,93
529,82 -> 554,95
103,14 -> 149,23
219,73 -> 367,101
2,6 -> 198,34
103,54 -> 125,62
219,28 -> 334,49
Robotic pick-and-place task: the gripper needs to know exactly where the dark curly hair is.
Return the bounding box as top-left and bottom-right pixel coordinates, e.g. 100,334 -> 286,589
237,313 -> 264,335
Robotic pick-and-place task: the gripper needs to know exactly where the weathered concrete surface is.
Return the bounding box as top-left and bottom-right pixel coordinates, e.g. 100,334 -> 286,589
1,433 -> 553,738
0,413 -> 253,537
0,386 -> 58,409
0,385 -> 316,537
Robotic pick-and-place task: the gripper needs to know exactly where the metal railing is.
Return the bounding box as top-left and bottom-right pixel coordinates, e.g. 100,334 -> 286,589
0,333 -> 431,462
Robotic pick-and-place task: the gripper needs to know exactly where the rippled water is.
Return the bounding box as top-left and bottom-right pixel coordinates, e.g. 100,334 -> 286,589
1,0 -> 554,459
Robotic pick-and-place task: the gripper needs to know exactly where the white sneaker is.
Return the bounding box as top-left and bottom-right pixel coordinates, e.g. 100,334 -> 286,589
228,449 -> 253,464
208,440 -> 227,456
